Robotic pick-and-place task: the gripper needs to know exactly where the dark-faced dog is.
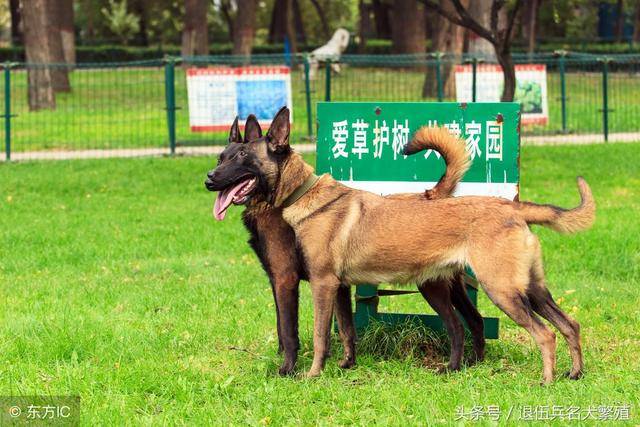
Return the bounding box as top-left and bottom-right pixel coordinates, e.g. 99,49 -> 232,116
206,113 -> 488,375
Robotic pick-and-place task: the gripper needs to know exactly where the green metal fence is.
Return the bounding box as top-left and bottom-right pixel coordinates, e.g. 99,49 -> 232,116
1,52 -> 639,161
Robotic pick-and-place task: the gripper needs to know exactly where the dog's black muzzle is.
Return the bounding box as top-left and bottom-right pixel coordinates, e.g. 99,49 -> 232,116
204,170 -> 219,191
204,168 -> 256,193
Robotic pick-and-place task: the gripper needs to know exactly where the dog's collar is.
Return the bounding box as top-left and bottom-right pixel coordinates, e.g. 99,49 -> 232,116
281,174 -> 320,208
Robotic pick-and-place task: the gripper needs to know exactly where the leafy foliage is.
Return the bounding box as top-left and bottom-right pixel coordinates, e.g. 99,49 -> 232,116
101,0 -> 141,45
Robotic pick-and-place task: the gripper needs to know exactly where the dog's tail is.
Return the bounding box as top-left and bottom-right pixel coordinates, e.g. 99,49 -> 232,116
403,126 -> 471,199
519,177 -> 596,233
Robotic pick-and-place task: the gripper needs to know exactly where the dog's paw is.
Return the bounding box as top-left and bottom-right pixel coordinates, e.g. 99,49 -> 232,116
436,364 -> 461,375
467,352 -> 485,367
303,369 -> 321,379
338,357 -> 355,369
539,377 -> 554,386
563,369 -> 583,380
278,363 -> 295,377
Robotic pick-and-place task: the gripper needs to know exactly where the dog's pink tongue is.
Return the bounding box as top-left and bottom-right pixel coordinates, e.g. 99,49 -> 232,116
213,181 -> 247,221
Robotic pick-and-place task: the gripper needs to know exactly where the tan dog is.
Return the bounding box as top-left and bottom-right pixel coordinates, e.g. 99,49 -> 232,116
224,107 -> 595,384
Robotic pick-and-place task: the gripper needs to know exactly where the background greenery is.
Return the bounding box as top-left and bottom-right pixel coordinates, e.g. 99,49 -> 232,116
3,59 -> 639,153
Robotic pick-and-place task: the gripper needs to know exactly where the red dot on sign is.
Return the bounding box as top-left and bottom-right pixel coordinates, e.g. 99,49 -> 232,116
375,107 -> 381,115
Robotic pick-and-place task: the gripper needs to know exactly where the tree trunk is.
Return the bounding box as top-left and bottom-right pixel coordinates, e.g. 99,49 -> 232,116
371,0 -> 392,39
497,48 -> 516,102
468,0 -> 495,60
285,0 -> 298,54
614,0 -> 625,42
220,0 -> 234,41
358,0 -> 370,53
269,0 -> 287,43
59,0 -> 76,65
423,0 -> 467,98
233,0 -> 258,58
83,0 -> 96,41
181,0 -> 209,57
390,0 -> 425,54
9,0 -> 21,45
22,0 -> 56,110
522,0 -> 539,54
133,0 -> 149,46
310,0 -> 330,39
634,1 -> 640,43
47,0 -> 71,92
292,0 -> 306,44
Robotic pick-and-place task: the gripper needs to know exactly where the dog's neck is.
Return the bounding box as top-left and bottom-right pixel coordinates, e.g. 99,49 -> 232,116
273,153 -> 314,208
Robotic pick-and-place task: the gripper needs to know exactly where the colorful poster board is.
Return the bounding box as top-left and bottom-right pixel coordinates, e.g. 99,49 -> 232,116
186,66 -> 293,132
455,64 -> 548,125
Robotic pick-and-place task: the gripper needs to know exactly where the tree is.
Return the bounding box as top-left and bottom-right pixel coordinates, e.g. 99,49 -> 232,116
420,0 -> 524,102
358,0 -> 370,53
634,0 -> 640,43
371,0 -> 392,39
614,0 -> 625,42
467,0 -> 495,59
220,0 -> 234,40
59,0 -> 76,65
132,0 -> 149,45
309,0 -> 330,39
182,0 -> 209,56
268,0 -> 306,46
22,0 -> 56,110
47,0 -> 71,92
391,0 -> 426,54
522,0 -> 541,54
233,0 -> 258,57
423,0 -> 468,98
9,0 -> 21,45
102,0 -> 140,45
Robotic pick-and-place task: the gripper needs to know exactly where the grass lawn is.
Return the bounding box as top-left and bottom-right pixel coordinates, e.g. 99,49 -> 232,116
3,63 -> 640,153
0,143 -> 639,424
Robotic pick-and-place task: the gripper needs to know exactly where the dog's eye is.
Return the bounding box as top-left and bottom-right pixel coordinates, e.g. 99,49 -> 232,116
239,151 -> 247,157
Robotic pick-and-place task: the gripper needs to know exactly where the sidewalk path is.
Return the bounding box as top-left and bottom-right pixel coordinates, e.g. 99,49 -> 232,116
2,134 -> 638,162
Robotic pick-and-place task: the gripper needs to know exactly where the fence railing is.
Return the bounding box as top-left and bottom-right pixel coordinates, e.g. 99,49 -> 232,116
2,52 -> 639,161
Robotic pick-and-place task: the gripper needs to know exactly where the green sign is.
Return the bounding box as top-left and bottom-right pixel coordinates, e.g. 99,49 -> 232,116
316,102 -> 520,200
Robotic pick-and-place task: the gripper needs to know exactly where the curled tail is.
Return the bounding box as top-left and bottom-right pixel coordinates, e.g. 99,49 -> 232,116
403,126 -> 471,199
519,177 -> 596,233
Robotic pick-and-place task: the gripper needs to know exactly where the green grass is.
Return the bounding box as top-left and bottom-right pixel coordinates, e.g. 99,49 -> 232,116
3,64 -> 640,152
0,144 -> 639,424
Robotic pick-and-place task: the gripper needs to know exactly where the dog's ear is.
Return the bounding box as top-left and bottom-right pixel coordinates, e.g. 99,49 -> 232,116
229,116 -> 242,144
243,114 -> 262,143
266,107 -> 290,153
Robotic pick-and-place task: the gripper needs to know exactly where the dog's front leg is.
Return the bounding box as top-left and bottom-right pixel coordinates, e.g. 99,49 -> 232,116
306,276 -> 340,377
273,274 -> 301,376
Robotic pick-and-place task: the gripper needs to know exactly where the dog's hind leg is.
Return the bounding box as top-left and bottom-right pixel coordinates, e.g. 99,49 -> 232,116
527,255 -> 583,379
478,282 -> 557,385
449,274 -> 485,364
528,285 -> 583,380
418,280 -> 465,372
334,284 -> 356,369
